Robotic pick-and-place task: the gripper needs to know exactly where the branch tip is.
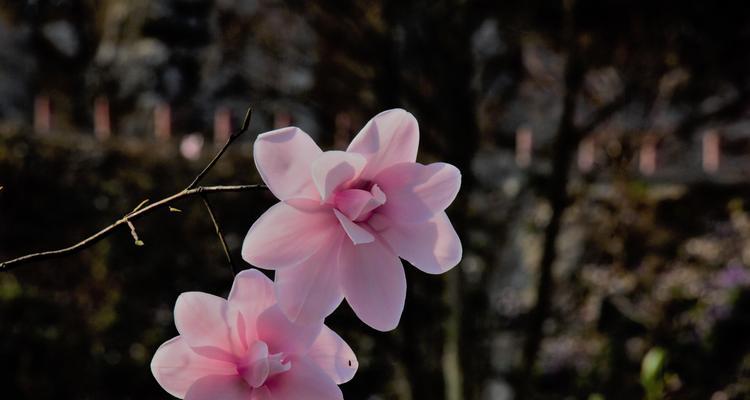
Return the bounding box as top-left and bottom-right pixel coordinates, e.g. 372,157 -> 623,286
240,106 -> 253,133
126,220 -> 143,246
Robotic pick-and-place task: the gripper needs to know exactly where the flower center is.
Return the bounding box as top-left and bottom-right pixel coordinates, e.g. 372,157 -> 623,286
333,183 -> 386,222
236,341 -> 291,388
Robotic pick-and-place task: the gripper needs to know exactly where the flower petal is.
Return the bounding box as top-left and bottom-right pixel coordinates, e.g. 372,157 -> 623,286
306,326 -> 358,384
251,386 -> 273,400
254,127 -> 321,201
151,337 -> 237,398
242,202 -> 340,270
174,292 -> 240,362
266,356 -> 343,400
370,212 -> 462,274
375,162 -> 461,223
311,151 -> 366,202
241,341 -> 270,388
257,305 -> 323,356
184,374 -> 252,400
339,238 -> 406,331
334,185 -> 386,221
334,209 -> 374,245
228,269 -> 277,342
347,109 -> 419,180
275,235 -> 346,325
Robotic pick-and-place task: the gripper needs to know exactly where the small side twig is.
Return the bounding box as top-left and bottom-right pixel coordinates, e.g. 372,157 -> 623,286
200,194 -> 236,276
125,220 -> 144,246
128,199 -> 151,216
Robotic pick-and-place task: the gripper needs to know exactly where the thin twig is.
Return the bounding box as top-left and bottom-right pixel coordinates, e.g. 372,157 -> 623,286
0,184 -> 265,272
200,194 -> 237,276
128,199 -> 151,216
187,107 -> 253,190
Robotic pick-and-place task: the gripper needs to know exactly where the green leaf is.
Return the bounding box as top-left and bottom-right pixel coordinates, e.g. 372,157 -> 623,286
641,347 -> 666,399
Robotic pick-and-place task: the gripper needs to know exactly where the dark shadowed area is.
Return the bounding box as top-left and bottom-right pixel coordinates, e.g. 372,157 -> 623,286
2,1 -> 750,399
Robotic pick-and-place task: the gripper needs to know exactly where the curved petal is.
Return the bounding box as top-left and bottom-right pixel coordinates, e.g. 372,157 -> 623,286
241,341 -> 270,388
184,374 -> 252,400
306,326 -> 358,384
257,305 -> 323,356
275,235 -> 346,325
311,151 -> 366,202
151,336 -> 237,398
174,292 -> 240,362
339,238 -> 406,331
334,210 -> 374,245
370,212 -> 462,274
228,269 -> 277,342
266,356 -> 343,400
375,162 -> 461,223
242,202 -> 340,270
254,127 -> 322,202
347,109 -> 419,180
334,185 -> 386,221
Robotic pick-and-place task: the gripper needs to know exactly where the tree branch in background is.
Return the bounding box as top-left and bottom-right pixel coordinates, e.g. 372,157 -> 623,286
520,1 -> 583,396
579,84 -> 635,136
519,25 -> 636,398
0,106 -> 264,272
519,55 -> 585,398
673,90 -> 750,140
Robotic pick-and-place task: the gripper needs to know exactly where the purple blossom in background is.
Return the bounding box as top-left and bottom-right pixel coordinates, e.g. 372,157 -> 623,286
713,260 -> 750,289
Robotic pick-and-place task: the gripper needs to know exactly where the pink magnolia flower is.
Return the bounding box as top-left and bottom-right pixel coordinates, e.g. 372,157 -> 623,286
151,269 -> 358,399
242,109 -> 462,331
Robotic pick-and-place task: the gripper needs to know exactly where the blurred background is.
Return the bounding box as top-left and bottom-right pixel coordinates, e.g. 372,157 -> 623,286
2,0 -> 750,399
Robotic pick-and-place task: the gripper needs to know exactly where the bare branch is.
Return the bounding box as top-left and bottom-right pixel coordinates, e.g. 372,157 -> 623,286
0,184 -> 265,272
1,105 -> 263,272
187,106 -> 253,190
200,194 -> 236,276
